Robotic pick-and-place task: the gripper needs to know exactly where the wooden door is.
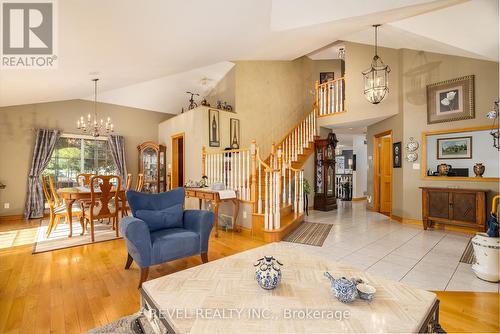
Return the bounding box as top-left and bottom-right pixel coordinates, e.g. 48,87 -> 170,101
171,134 -> 185,188
451,192 -> 476,223
379,137 -> 392,214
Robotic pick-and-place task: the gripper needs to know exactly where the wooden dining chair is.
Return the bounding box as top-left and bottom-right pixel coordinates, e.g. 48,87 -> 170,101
42,175 -> 83,237
77,173 -> 96,187
83,175 -> 121,242
121,173 -> 133,217
135,173 -> 144,192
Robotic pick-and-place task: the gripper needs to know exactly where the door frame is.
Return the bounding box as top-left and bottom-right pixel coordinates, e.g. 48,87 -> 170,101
171,132 -> 185,188
372,130 -> 393,215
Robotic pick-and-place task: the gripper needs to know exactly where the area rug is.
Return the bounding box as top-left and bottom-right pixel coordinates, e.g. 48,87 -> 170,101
32,218 -> 121,254
459,238 -> 475,264
283,222 -> 332,247
86,312 -> 157,334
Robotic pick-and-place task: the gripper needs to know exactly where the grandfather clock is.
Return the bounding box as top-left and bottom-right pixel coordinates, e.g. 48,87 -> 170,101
314,133 -> 338,211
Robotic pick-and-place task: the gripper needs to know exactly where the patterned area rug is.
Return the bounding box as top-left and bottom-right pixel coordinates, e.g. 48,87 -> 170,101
32,218 -> 121,254
283,222 -> 332,247
459,238 -> 475,264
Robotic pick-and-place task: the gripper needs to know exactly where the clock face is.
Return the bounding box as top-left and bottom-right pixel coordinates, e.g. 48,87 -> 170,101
326,145 -> 333,159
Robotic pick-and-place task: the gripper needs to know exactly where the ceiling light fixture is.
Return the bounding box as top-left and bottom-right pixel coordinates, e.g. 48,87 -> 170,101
77,78 -> 114,137
362,24 -> 391,104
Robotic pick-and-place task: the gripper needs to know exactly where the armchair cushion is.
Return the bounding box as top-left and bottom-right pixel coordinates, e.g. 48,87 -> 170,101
150,228 -> 200,265
135,204 -> 183,231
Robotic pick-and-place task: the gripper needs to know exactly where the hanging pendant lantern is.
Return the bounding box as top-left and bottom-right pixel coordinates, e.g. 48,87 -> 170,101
362,25 -> 391,104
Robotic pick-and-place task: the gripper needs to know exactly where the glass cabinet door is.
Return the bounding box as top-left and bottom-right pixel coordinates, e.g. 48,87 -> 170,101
143,147 -> 158,193
159,151 -> 165,192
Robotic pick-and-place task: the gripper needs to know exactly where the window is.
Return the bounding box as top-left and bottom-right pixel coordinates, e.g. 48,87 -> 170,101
44,134 -> 117,188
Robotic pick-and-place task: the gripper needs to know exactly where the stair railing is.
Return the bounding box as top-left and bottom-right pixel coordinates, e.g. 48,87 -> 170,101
202,146 -> 253,201
316,77 -> 346,116
276,108 -> 317,167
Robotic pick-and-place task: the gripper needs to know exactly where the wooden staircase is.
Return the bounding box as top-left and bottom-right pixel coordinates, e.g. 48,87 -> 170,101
202,77 -> 346,242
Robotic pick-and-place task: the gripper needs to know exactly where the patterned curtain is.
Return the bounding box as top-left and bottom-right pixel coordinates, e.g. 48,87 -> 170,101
24,129 -> 60,219
108,135 -> 127,182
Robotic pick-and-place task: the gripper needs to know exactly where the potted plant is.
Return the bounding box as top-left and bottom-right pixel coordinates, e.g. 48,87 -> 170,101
471,195 -> 499,282
303,178 -> 311,216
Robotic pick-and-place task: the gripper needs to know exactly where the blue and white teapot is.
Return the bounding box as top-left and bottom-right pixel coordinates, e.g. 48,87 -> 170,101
254,256 -> 283,290
324,272 -> 358,303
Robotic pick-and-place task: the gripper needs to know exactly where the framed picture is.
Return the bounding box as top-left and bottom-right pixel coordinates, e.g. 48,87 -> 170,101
437,136 -> 472,159
208,109 -> 220,147
320,72 -> 335,84
393,142 -> 402,168
426,75 -> 474,124
230,118 -> 240,149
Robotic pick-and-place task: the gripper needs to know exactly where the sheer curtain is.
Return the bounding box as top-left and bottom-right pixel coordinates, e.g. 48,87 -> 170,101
24,129 -> 60,219
108,135 -> 127,182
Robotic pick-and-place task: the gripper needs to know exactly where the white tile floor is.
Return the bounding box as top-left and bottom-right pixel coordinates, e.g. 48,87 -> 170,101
283,201 -> 499,292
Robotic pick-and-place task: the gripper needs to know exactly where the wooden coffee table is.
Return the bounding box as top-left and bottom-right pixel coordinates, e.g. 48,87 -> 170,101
140,243 -> 441,333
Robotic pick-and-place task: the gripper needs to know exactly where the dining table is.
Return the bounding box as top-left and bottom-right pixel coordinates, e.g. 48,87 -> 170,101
58,186 -> 126,238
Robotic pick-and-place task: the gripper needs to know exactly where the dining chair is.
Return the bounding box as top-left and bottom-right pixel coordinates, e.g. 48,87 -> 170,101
77,173 -> 96,187
83,175 -> 121,242
42,175 -> 83,237
121,173 -> 133,217
135,173 -> 144,192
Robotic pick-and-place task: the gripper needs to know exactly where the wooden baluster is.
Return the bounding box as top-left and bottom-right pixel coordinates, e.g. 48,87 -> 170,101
340,78 -> 344,112
258,164 -> 262,213
264,169 -> 268,230
288,167 -> 292,205
207,154 -> 211,185
219,153 -> 223,184
239,152 -> 242,199
202,146 -> 206,178
275,170 -> 280,229
315,80 -> 319,115
223,152 -> 227,188
269,169 -> 273,230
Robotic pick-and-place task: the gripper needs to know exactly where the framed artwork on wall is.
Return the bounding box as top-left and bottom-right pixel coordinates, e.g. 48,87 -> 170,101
426,75 -> 475,124
208,109 -> 220,147
437,136 -> 472,159
393,142 -> 402,168
230,118 -> 240,149
319,72 -> 335,84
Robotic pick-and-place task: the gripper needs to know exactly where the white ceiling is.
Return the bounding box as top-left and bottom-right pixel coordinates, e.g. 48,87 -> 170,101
0,0 -> 496,112
337,0 -> 498,61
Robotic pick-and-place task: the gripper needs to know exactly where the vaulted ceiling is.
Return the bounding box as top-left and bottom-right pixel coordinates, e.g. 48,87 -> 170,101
0,0 -> 497,112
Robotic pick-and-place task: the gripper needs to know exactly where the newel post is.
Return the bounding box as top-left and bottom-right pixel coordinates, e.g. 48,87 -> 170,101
201,146 -> 206,176
315,80 -> 319,115
250,139 -> 257,206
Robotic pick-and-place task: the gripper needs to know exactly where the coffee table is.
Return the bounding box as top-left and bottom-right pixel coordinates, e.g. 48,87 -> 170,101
140,243 -> 441,333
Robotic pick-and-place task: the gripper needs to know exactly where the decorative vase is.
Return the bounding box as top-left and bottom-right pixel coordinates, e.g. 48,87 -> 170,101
471,233 -> 499,282
473,163 -> 485,177
437,163 -> 452,176
254,256 -> 282,290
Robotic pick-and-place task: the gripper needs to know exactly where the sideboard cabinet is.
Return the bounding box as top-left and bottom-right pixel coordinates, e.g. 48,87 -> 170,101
420,187 -> 487,232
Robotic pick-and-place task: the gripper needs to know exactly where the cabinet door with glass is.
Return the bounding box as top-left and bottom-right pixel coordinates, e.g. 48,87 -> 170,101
138,141 -> 166,193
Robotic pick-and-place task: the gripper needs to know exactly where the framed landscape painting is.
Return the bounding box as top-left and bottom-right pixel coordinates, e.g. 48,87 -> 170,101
426,75 -> 474,124
319,72 -> 334,84
437,136 -> 472,159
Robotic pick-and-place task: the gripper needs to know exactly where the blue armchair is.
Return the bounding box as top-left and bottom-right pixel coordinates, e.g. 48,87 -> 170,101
120,188 -> 214,287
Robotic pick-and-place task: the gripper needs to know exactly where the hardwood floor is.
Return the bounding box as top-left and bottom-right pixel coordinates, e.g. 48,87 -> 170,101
0,219 -> 498,333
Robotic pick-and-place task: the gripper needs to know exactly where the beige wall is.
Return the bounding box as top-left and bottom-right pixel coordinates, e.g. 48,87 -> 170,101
366,49 -> 499,219
0,99 -> 172,216
206,67 -> 235,108
234,58 -> 340,158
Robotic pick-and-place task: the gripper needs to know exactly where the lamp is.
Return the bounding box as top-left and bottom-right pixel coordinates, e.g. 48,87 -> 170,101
486,100 -> 499,150
77,78 -> 114,137
362,25 -> 391,104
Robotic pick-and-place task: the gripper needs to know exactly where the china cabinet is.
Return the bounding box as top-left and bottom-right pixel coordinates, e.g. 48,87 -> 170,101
314,133 -> 338,211
138,141 -> 166,193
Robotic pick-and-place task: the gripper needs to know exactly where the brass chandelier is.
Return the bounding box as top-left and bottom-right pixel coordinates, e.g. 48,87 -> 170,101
77,78 -> 114,137
362,25 -> 391,104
